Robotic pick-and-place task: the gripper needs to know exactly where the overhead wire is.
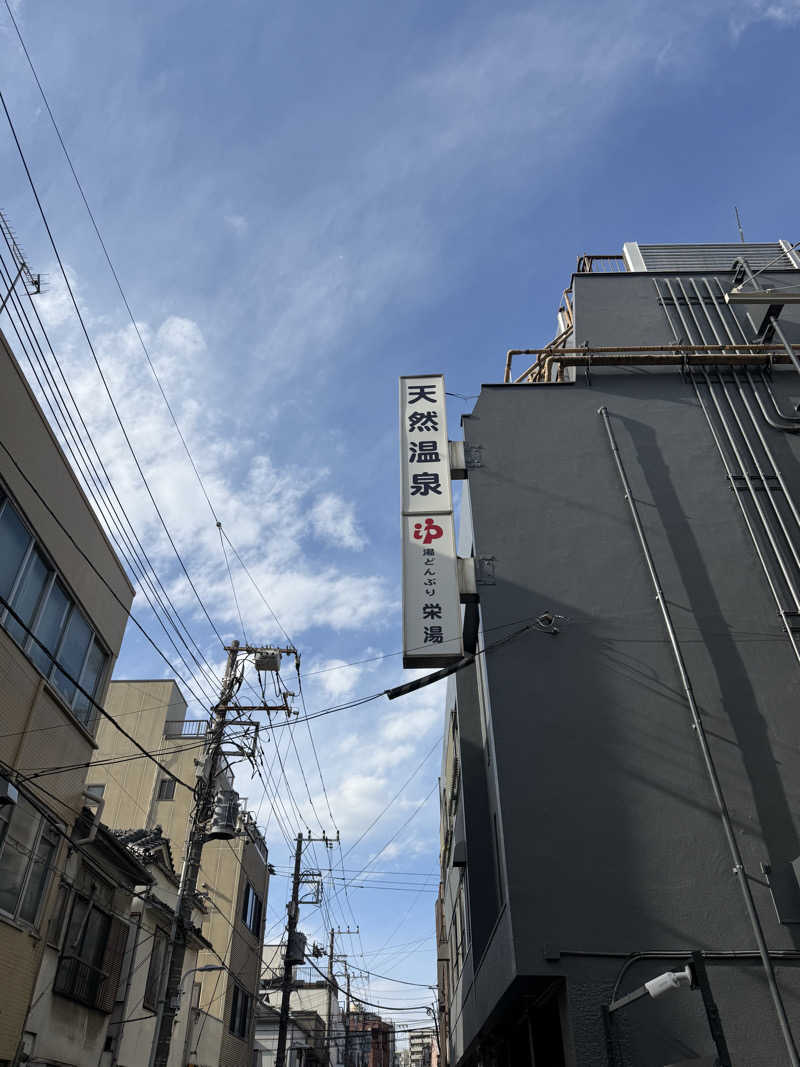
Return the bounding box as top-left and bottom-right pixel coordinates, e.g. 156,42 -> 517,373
0,591 -> 195,792
342,736 -> 442,860
0,89 -> 229,665
0,247 -> 221,707
0,433 -> 223,718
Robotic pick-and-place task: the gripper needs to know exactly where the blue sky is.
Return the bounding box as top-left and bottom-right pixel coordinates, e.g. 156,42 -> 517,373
1,0 -> 800,1027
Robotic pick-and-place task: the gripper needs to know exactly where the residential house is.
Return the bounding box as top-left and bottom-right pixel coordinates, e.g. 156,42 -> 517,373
260,947 -> 345,1067
253,1002 -> 327,1067
106,825 -> 210,1067
24,810 -> 152,1066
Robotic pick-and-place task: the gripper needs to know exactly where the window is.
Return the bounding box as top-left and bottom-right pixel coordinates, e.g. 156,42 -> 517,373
85,785 -> 105,800
54,880 -> 128,1012
143,928 -> 168,1010
241,881 -> 263,935
157,779 -> 175,801
0,794 -> 59,927
0,492 -> 109,732
229,983 -> 251,1039
5,548 -> 51,648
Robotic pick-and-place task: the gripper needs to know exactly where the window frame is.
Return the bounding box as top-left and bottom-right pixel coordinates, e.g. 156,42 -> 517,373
156,778 -> 176,802
229,982 -> 252,1040
0,793 -> 60,929
241,881 -> 263,935
143,926 -> 168,1011
53,878 -> 120,1012
0,489 -> 111,734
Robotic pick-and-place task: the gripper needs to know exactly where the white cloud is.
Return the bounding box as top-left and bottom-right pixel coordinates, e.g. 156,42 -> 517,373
310,492 -> 363,550
311,659 -> 364,701
730,0 -> 800,34
224,213 -> 248,235
381,701 -> 441,745
29,276 -> 393,659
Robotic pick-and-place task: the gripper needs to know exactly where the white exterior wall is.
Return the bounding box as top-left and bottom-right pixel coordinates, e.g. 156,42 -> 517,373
113,874 -> 200,1067
292,987 -> 344,1066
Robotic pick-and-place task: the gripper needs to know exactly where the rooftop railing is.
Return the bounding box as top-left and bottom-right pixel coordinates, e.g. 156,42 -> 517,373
576,254 -> 627,273
164,719 -> 208,738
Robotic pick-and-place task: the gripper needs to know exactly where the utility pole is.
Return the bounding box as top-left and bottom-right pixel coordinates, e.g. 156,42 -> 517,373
275,832 -> 330,1067
149,641 -> 241,1067
327,928 -> 336,1066
327,928 -> 357,1067
275,832 -> 304,1067
344,961 -> 351,1067
150,640 -> 298,1067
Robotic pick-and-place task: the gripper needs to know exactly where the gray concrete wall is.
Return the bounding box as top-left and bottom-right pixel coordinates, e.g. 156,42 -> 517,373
572,270 -> 800,349
449,277 -> 800,1063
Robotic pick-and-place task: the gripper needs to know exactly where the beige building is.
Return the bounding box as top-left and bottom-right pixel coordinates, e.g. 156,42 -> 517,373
0,327 -> 134,1062
89,679 -> 270,1067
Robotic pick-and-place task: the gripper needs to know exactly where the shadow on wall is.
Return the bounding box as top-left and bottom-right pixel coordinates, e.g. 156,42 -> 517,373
624,413 -> 800,955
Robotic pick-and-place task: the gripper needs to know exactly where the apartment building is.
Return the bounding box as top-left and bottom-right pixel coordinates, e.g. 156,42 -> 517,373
0,326 -> 135,1062
260,947 -> 346,1067
89,679 -> 270,1067
345,1009 -> 395,1067
437,241 -> 800,1065
408,1029 -> 433,1067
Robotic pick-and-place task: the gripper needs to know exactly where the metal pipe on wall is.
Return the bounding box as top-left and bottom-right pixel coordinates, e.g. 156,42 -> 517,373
698,279 -> 800,433
705,279 -> 800,426
598,406 -> 800,1067
659,277 -> 800,610
685,281 -> 800,583
671,278 -> 800,616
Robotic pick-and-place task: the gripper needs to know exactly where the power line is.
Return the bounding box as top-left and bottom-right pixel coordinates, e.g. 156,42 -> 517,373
326,783 -> 438,911
341,966 -> 434,988
19,739 -> 207,782
0,89 -> 228,660
3,0 -> 222,534
0,247 -> 221,707
342,736 -> 441,860
305,958 -> 430,1012
219,523 -> 248,646
0,589 -> 195,793
0,434 -> 221,716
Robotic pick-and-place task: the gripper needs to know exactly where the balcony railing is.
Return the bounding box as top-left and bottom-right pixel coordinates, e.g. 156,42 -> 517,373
164,719 -> 208,738
576,254 -> 626,273
53,955 -> 106,1009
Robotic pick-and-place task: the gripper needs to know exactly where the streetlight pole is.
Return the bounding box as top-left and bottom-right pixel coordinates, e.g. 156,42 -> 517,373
179,965 -> 224,1067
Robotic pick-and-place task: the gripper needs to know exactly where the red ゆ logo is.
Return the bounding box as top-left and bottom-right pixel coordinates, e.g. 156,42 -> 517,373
413,518 -> 443,545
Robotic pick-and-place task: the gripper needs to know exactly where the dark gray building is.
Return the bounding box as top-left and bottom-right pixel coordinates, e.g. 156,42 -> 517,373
437,241 -> 800,1066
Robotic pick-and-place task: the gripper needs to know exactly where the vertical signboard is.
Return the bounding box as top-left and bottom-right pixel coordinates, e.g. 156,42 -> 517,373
400,375 -> 463,668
